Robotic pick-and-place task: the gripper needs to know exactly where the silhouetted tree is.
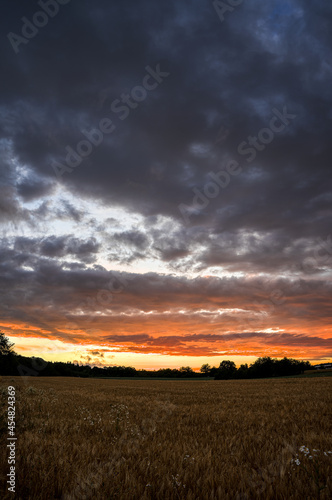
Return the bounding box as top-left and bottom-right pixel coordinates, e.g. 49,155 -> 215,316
215,360 -> 237,380
0,331 -> 15,356
200,364 -> 211,376
0,332 -> 17,375
209,366 -> 218,377
237,363 -> 249,379
179,366 -> 194,377
249,357 -> 275,378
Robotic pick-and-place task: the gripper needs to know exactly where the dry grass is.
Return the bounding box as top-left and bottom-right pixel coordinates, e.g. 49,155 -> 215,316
0,376 -> 331,499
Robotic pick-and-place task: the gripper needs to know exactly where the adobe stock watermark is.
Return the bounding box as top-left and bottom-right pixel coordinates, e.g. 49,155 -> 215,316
213,0 -> 244,24
7,386 -> 16,494
178,105 -> 296,224
52,64 -> 170,180
7,0 -> 71,54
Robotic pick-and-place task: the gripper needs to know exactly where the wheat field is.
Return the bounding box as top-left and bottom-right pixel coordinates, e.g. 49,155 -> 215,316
0,376 -> 331,499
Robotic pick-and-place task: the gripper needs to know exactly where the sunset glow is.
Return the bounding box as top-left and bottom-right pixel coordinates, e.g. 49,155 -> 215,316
1,0 -> 332,370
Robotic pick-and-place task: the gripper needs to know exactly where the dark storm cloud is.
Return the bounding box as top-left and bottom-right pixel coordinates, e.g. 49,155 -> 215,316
0,0 -> 331,250
16,177 -> 55,202
0,185 -> 28,223
1,0 -> 332,358
112,230 -> 149,250
13,234 -> 100,261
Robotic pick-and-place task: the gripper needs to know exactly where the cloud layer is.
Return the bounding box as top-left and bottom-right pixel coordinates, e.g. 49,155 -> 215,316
1,0 -> 332,363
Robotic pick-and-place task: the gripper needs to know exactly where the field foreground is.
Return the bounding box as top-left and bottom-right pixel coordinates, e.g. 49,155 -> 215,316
0,377 -> 331,499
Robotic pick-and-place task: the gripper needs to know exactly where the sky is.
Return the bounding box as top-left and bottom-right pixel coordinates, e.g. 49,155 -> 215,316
1,0 -> 332,370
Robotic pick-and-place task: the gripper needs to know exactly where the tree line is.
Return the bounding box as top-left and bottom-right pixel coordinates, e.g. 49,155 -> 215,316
0,332 -> 312,379
203,358 -> 311,379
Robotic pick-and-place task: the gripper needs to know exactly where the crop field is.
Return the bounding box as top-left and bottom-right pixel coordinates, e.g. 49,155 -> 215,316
0,376 -> 331,500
